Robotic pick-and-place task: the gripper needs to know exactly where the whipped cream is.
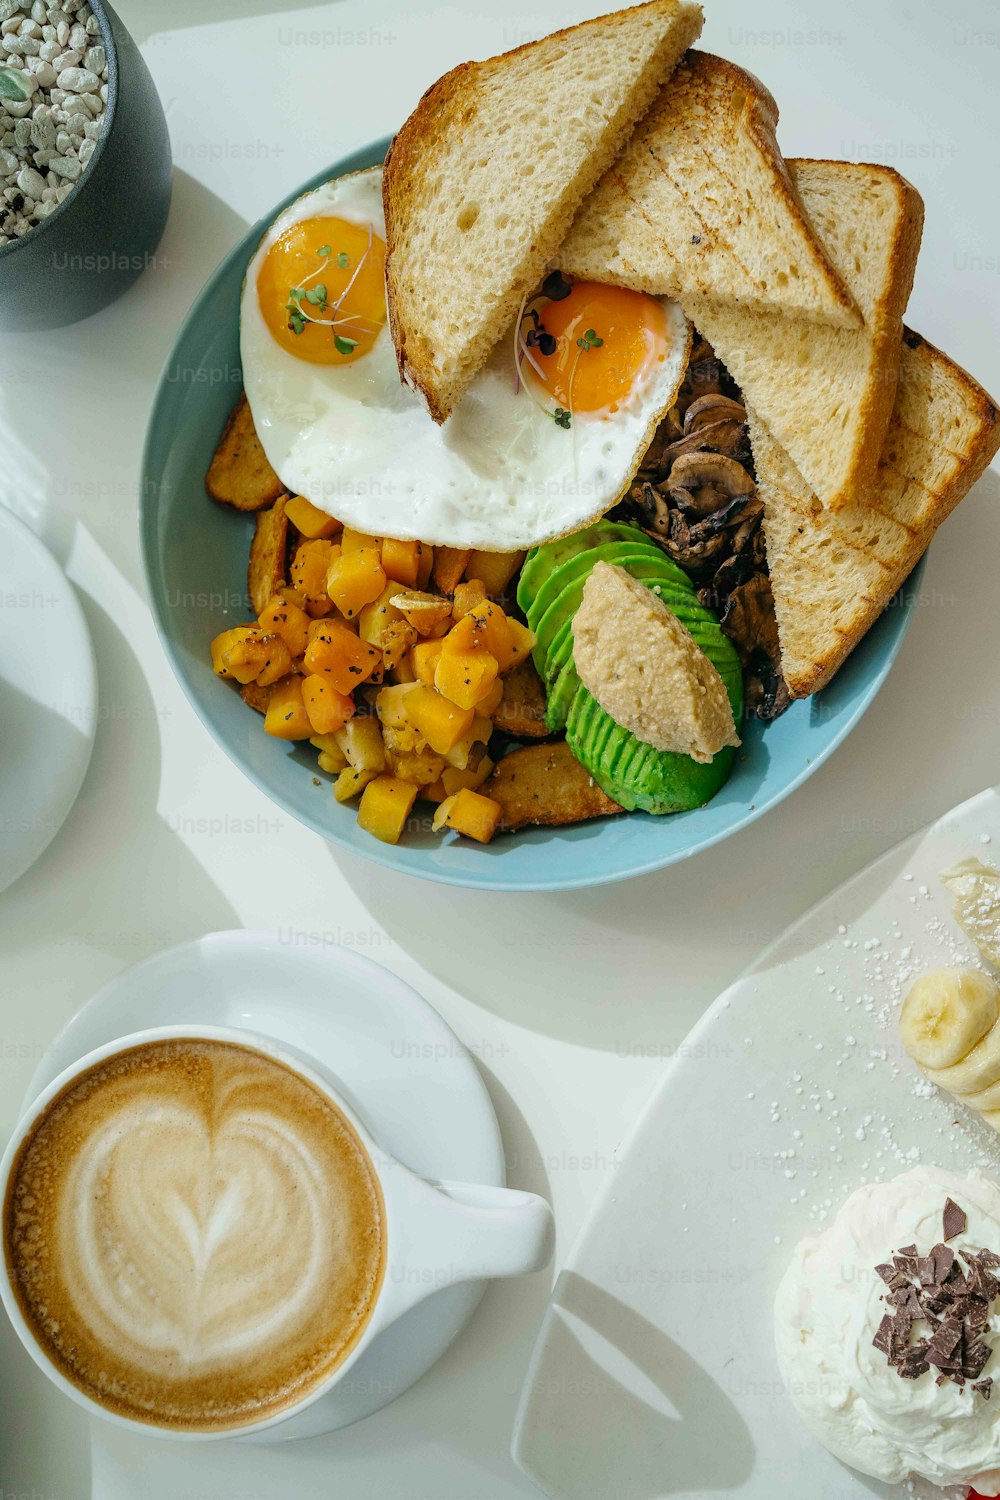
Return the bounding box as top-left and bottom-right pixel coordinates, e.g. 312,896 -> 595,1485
775,1166 -> 1000,1491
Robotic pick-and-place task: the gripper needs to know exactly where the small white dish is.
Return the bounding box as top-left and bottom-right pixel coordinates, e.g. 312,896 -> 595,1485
0,505 -> 97,898
513,786 -> 1000,1499
23,930 -> 507,1437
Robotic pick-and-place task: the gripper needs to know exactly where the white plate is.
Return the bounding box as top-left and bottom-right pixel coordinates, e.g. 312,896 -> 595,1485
513,786 -> 1000,1500
0,505 -> 97,897
22,930 -> 506,1439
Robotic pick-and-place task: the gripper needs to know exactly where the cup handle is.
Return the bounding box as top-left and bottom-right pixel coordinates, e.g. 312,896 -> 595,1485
373,1161 -> 554,1331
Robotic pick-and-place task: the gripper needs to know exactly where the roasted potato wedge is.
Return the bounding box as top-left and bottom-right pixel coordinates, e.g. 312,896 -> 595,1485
485,742 -> 621,831
493,659 -> 549,739
248,495 -> 290,616
206,393 -> 286,511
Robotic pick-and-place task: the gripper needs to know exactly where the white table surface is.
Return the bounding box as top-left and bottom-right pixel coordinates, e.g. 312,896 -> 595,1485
0,0 -> 997,1495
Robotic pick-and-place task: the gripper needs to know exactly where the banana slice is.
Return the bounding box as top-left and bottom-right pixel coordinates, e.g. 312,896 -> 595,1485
900,967 -> 1000,1070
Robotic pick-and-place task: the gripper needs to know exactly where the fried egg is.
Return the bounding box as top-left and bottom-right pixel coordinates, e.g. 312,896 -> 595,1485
240,167 -> 690,551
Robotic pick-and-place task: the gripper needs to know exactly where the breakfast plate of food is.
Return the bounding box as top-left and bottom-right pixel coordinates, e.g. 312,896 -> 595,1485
140,0 -> 999,889
513,784 -> 1000,1498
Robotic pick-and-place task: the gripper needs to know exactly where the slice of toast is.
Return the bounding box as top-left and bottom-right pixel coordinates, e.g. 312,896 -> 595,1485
382,0 -> 703,424
559,51 -> 858,327
691,160 -> 924,512
753,330 -> 1000,698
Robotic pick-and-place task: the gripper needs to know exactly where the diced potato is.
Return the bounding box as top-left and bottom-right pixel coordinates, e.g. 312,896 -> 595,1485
211,626 -> 264,684
382,722 -> 425,757
393,650 -> 417,684
310,733 -> 349,770
404,685 -> 475,755
290,539 -> 338,616
341,527 -> 380,555
303,623 -> 381,694
258,595 -> 311,659
434,648 -> 498,710
301,674 -> 355,735
495,615 -> 536,672
478,679 -> 505,716
333,766 -> 380,803
264,676 -> 313,740
465,550 -> 525,597
445,601 -> 511,662
326,547 -> 387,619
419,777 -> 449,803
376,682 -> 421,731
381,537 -> 422,589
285,495 -> 341,539
357,775 -> 419,844
380,620 -> 417,671
211,627 -> 292,687
442,755 -> 494,797
432,546 -> 471,594
432,787 -> 502,843
317,749 -> 348,774
335,715 -> 385,773
415,542 -> 434,590
387,749 -> 446,786
443,718 -> 493,770
358,583 -> 404,646
412,640 -> 444,688
452,579 -> 488,619
389,590 -> 453,637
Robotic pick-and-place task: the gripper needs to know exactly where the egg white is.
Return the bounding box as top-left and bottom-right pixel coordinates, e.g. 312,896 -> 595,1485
240,167 -> 690,551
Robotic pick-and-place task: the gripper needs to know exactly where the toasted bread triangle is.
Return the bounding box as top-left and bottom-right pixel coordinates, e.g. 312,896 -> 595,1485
754,330 -> 1000,698
559,51 -> 858,327
691,160 -> 924,511
383,0 -> 703,424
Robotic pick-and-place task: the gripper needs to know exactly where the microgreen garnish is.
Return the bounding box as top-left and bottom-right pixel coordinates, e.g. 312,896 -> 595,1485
552,408 -> 572,429
282,228 -> 379,347
542,269 -> 572,301
576,327 -> 603,351
524,309 -> 557,356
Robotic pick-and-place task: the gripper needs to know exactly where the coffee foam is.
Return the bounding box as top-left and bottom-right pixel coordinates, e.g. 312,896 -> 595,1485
4,1039 -> 385,1431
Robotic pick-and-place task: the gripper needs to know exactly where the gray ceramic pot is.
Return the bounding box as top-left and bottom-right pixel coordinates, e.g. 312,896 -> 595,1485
0,0 -> 172,331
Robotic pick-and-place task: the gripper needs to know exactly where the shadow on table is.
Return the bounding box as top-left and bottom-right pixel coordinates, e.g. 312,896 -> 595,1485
0,170 -> 248,602
0,591 -> 241,1086
515,1270 -> 754,1500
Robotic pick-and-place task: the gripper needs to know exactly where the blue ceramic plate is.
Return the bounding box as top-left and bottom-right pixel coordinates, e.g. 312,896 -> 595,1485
140,137 -> 923,892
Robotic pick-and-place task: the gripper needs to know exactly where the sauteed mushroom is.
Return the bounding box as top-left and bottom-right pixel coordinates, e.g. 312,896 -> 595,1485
615,334 -> 792,720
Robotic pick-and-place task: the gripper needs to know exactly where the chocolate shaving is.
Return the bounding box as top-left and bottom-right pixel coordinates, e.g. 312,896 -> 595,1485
872,1200 -> 998,1397
944,1198 -> 968,1241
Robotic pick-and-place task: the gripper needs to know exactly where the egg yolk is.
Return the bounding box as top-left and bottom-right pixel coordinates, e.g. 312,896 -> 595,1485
257,215 -> 387,365
525,281 -> 669,416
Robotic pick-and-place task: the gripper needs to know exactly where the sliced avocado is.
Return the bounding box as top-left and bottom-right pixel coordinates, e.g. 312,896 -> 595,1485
566,677 -> 741,816
517,522 -> 647,614
525,538 -> 689,636
534,555 -> 717,672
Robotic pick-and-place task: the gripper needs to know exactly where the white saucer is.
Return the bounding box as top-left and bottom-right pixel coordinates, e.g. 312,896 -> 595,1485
0,505 -> 97,898
22,930 -> 506,1439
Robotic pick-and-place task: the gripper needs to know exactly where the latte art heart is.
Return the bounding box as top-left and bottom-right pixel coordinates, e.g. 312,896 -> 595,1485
4,1040 -> 385,1431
